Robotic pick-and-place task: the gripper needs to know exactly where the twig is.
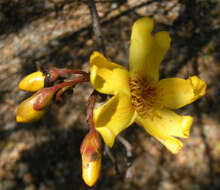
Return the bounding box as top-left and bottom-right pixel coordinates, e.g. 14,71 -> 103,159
87,0 -> 106,132
117,135 -> 133,180
117,135 -> 132,160
87,0 -> 105,54
51,76 -> 89,92
87,90 -> 98,131
104,144 -> 120,174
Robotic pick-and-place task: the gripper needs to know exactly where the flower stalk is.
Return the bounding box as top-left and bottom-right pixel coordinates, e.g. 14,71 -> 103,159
17,70 -> 89,123
87,91 -> 98,132
47,67 -> 89,83
80,91 -> 102,186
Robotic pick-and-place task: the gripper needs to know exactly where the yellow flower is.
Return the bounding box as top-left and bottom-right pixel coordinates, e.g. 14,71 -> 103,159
89,17 -> 206,154
18,71 -> 45,92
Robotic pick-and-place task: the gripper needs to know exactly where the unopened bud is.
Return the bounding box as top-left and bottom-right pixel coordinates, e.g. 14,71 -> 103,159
16,88 -> 54,123
80,131 -> 102,187
18,71 -> 45,92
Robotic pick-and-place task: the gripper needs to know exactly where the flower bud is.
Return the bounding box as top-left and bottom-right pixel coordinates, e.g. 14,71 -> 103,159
16,89 -> 54,123
80,131 -> 102,187
18,71 -> 45,92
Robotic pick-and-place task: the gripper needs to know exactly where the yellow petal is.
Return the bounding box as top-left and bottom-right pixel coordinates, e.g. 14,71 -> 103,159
18,71 -> 45,92
16,94 -> 47,123
94,93 -> 135,147
129,17 -> 171,81
136,109 -> 193,154
90,51 -> 130,95
155,109 -> 193,138
189,76 -> 207,102
158,76 -> 206,109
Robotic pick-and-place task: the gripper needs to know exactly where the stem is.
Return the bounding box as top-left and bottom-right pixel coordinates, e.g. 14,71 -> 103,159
34,74 -> 89,110
117,135 -> 132,159
104,145 -> 120,174
87,0 -> 106,131
87,0 -> 105,54
87,91 -> 98,131
47,67 -> 89,84
55,86 -> 71,102
51,75 -> 89,93
52,67 -> 88,76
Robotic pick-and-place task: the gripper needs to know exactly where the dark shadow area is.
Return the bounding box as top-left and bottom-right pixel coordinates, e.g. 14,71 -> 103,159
0,122 -> 41,141
0,0 -> 75,36
0,102 -> 57,141
6,124 -> 141,190
4,1 -> 161,82
9,127 -> 86,190
160,0 -> 218,77
159,0 -> 220,122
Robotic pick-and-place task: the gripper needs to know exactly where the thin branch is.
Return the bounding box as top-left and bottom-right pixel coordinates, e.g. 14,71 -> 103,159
117,135 -> 132,159
104,144 -> 120,174
87,90 -> 97,131
87,0 -> 106,131
87,0 -> 105,54
51,76 -> 89,92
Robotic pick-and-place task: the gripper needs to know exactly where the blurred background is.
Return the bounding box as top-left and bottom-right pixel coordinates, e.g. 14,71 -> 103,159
0,0 -> 220,189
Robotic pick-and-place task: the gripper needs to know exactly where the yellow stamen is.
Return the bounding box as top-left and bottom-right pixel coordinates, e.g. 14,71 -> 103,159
129,76 -> 159,118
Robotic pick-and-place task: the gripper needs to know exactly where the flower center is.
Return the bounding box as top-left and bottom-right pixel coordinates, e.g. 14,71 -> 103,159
129,76 -> 159,118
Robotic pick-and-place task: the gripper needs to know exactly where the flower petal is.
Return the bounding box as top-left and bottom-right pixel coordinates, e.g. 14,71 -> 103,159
156,109 -> 193,138
129,17 -> 171,81
90,51 -> 130,95
158,76 -> 206,109
94,93 -> 135,147
136,109 -> 193,154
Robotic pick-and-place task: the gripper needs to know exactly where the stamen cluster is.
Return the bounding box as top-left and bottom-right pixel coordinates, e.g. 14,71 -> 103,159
129,76 -> 159,118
